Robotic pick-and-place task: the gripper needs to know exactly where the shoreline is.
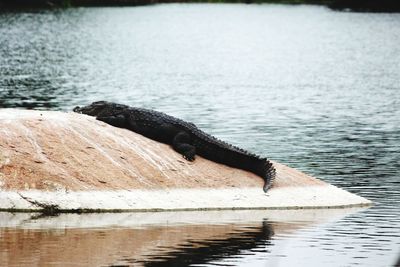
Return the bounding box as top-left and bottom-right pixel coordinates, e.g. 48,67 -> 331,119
1,0 -> 399,13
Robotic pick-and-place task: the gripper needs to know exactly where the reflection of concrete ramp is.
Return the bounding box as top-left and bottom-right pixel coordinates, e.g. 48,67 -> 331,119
0,208 -> 367,267
0,207 -> 366,229
0,109 -> 371,211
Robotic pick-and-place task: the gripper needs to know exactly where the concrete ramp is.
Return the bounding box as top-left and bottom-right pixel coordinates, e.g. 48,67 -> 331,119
0,109 -> 371,212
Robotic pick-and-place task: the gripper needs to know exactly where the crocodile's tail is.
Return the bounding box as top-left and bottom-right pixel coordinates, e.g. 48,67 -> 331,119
191,130 -> 276,192
255,159 -> 276,193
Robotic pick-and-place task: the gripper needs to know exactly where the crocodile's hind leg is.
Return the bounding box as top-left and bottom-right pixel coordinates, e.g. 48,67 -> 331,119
172,131 -> 196,161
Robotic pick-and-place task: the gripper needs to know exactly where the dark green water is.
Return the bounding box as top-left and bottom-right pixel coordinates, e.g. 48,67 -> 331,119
0,4 -> 399,266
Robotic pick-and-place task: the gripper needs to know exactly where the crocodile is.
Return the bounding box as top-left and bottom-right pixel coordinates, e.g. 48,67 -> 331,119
73,101 -> 276,192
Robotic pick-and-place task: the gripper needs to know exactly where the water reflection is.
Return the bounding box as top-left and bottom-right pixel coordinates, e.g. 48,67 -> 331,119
138,221 -> 273,267
0,209 -> 362,267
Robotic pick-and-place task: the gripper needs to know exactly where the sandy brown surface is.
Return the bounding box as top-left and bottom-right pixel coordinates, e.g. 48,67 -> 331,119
0,109 -> 325,192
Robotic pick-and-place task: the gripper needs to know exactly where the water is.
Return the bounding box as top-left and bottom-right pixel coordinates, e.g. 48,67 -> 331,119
0,3 -> 399,266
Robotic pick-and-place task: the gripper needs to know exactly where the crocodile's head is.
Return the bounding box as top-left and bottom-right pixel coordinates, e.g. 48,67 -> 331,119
73,101 -> 127,117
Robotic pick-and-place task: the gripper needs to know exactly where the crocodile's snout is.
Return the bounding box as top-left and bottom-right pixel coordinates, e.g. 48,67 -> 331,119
72,102 -> 109,116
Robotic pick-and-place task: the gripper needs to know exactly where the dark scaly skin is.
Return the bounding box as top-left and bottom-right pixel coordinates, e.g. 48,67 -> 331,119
73,101 -> 276,192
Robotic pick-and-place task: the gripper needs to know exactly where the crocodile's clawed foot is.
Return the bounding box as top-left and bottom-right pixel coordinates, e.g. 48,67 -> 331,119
183,154 -> 195,162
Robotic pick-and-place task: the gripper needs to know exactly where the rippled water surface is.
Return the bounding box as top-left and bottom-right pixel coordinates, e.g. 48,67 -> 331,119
0,4 -> 399,266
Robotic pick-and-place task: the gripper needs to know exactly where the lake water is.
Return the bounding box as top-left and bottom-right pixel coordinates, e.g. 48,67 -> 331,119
0,3 -> 399,266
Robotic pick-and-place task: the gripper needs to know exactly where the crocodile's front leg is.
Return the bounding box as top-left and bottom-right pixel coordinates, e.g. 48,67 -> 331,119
97,113 -> 127,128
172,131 -> 196,161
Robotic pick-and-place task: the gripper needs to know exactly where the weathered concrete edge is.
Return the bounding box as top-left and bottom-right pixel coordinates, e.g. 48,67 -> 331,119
0,186 -> 372,213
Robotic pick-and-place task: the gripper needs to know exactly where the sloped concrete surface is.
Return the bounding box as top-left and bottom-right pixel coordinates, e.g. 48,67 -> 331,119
0,109 -> 371,211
